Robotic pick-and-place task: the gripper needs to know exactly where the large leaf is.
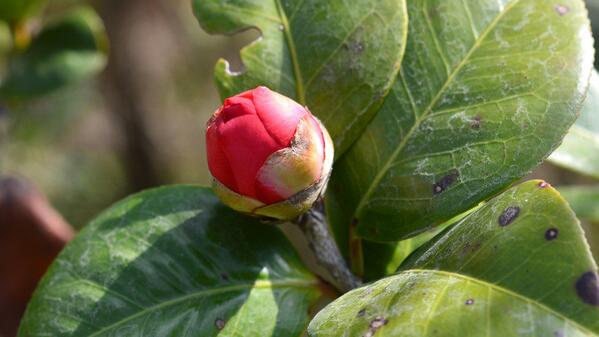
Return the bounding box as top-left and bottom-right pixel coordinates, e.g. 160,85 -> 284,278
309,180 -> 599,336
327,0 -> 593,248
193,0 -> 408,155
19,186 -> 325,337
549,70 -> 599,179
0,6 -> 107,100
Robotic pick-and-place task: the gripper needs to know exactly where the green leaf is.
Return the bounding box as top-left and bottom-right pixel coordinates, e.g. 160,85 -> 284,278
192,0 -> 408,155
560,185 -> 599,222
0,6 -> 107,100
327,0 -> 593,244
309,180 -> 599,336
548,70 -> 599,179
0,0 -> 45,24
19,186 -> 325,337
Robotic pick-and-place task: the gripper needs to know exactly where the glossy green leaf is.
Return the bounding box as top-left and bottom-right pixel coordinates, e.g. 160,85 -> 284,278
361,204 -> 481,281
0,0 -> 45,24
327,0 -> 593,246
560,185 -> 599,222
0,6 -> 107,100
193,0 -> 408,155
310,180 -> 599,336
19,186 -> 325,337
549,70 -> 599,179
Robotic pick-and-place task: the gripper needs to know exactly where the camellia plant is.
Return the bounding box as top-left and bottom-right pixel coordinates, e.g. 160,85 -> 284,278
16,0 -> 599,336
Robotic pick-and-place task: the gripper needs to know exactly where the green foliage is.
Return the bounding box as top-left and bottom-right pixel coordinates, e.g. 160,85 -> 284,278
309,181 -> 599,336
192,0 -> 408,155
0,6 -> 107,100
549,70 -> 599,179
0,0 -> 45,24
19,186 -> 325,337
560,185 -> 599,222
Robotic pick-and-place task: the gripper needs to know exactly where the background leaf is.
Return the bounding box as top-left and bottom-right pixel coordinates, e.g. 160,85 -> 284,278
0,0 -> 45,24
309,180 -> 599,336
193,0 -> 408,155
19,186 -> 325,337
548,70 -> 599,179
327,0 -> 594,248
0,6 -> 107,100
560,185 -> 599,222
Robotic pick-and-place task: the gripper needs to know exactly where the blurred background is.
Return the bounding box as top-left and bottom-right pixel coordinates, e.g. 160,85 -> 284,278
1,0 -> 599,336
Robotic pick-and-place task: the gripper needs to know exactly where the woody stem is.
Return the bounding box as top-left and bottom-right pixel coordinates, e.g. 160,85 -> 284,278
296,200 -> 362,293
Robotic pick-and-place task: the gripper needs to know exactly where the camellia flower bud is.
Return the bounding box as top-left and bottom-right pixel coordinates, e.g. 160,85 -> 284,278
206,86 -> 334,220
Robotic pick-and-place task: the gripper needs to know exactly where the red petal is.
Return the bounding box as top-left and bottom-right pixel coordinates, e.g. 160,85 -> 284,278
206,117 -> 237,191
218,113 -> 285,201
252,86 -> 306,146
220,96 -> 256,122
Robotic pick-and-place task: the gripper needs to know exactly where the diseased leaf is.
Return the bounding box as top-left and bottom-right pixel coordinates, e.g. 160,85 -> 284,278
549,70 -> 599,179
0,6 -> 107,100
19,186 -> 325,337
192,0 -> 408,155
309,181 -> 599,336
327,0 -> 593,245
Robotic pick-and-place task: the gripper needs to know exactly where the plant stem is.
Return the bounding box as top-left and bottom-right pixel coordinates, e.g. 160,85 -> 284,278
296,201 -> 361,293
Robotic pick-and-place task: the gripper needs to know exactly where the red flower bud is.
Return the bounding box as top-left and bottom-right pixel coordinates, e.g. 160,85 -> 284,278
206,86 -> 334,220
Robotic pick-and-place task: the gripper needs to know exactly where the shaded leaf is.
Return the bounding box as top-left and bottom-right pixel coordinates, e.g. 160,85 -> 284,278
0,6 -> 107,100
193,0 -> 408,155
19,186 -> 325,337
327,0 -> 593,245
549,70 -> 599,179
0,0 -> 45,24
309,180 -> 599,336
560,185 -> 599,222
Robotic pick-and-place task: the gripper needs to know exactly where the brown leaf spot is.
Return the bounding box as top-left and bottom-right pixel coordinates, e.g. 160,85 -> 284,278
471,116 -> 481,129
554,4 -> 570,16
538,181 -> 550,188
357,308 -> 366,317
432,171 -> 459,195
498,206 -> 520,227
576,272 -> 599,306
465,298 -> 475,305
215,318 -> 226,330
545,228 -> 559,241
364,317 -> 388,337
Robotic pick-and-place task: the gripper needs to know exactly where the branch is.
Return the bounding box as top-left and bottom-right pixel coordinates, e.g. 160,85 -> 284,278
296,201 -> 361,293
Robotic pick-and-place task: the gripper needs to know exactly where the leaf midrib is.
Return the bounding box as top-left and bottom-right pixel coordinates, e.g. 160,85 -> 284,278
274,0 -> 306,104
402,269 -> 597,336
353,0 -> 522,218
86,278 -> 320,337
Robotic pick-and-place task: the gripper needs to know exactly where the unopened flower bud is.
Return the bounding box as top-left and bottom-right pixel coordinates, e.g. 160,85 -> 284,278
206,86 -> 334,220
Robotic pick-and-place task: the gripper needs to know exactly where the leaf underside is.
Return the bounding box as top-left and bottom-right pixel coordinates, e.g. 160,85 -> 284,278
19,186 -> 323,337
309,180 -> 599,336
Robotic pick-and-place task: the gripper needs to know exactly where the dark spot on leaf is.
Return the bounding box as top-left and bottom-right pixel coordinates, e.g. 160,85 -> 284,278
545,228 -> 559,241
460,241 -> 482,258
358,309 -> 366,317
220,272 -> 230,281
433,171 -> 459,195
465,298 -> 475,305
215,318 -> 226,330
498,206 -> 520,227
554,4 -> 569,16
538,181 -> 550,188
364,317 -> 388,337
471,116 -> 481,129
576,271 -> 599,306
